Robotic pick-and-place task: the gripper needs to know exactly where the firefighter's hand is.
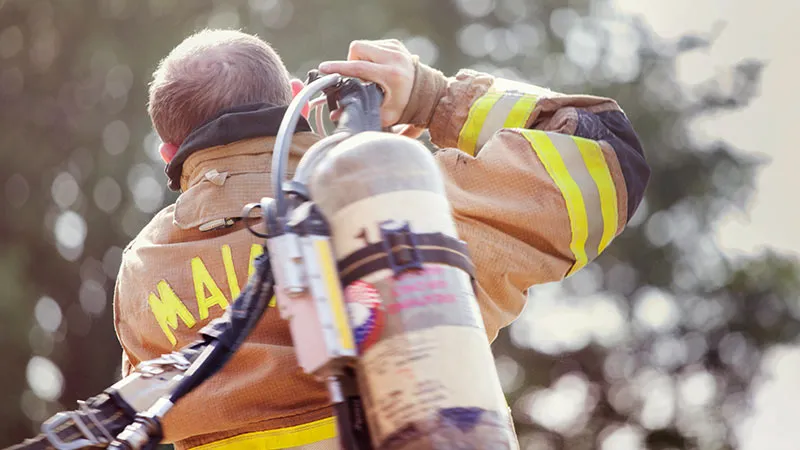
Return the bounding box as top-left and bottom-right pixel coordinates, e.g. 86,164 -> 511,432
318,39 -> 415,128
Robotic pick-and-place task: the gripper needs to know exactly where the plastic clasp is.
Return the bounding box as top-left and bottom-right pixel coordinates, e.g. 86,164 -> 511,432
379,220 -> 423,276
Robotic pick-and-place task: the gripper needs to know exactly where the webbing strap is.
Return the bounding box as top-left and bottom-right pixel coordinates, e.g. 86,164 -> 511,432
338,232 -> 475,287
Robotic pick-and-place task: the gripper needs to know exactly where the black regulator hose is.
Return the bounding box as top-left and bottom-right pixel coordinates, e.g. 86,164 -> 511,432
169,252 -> 275,403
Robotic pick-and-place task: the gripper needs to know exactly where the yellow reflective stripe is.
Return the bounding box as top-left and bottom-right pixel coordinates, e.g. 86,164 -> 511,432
573,136 -> 618,253
521,131 -> 589,276
458,91 -> 504,156
503,94 -> 538,129
190,417 -> 337,450
476,93 -> 540,150
476,94 -> 520,149
459,90 -> 539,156
314,239 -> 355,352
546,133 -> 602,263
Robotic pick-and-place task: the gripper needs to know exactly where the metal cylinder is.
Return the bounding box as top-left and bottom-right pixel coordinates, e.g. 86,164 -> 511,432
309,132 -> 518,450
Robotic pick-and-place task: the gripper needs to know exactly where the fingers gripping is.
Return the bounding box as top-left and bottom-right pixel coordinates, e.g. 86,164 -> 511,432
348,40 -> 406,64
320,38 -> 416,127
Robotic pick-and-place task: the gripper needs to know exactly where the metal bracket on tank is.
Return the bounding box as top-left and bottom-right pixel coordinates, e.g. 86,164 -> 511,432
379,220 -> 424,276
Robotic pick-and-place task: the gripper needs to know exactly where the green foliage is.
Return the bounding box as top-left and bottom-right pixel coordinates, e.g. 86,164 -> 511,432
0,0 -> 797,448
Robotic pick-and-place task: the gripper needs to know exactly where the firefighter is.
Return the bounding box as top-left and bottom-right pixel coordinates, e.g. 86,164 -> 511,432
113,29 -> 650,449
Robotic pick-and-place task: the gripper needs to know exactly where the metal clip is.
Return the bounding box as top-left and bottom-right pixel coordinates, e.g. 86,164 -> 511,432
198,217 -> 236,232
379,220 -> 423,276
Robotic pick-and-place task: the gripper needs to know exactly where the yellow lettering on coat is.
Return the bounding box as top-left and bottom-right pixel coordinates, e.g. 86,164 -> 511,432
248,244 -> 264,279
221,244 -> 241,299
191,256 -> 229,320
148,280 -> 197,346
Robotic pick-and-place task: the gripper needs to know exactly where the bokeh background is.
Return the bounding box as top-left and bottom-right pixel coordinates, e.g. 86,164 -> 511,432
2,0 -> 799,449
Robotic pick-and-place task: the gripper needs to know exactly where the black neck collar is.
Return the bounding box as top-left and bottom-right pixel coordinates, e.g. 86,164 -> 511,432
165,103 -> 312,191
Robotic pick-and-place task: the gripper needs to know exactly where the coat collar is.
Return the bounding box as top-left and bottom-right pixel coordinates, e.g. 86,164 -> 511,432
176,133 -> 319,193
164,103 -> 312,191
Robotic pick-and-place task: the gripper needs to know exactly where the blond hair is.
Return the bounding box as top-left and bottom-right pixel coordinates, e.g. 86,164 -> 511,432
148,29 -> 292,145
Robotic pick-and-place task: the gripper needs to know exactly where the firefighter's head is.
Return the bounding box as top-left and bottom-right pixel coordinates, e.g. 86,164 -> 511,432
147,29 -> 305,162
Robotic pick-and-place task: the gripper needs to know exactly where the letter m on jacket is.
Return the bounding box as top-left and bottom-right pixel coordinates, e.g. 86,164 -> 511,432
148,280 -> 196,346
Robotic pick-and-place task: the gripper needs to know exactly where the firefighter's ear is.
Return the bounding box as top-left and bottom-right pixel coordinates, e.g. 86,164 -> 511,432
290,78 -> 310,119
159,142 -> 179,164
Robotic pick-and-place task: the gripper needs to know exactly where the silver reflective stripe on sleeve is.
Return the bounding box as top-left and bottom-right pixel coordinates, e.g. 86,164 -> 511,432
476,94 -> 521,151
520,130 -> 619,276
458,90 -> 539,156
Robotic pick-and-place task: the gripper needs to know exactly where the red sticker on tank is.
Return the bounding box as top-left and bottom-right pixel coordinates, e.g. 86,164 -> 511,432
344,280 -> 385,353
389,266 -> 456,315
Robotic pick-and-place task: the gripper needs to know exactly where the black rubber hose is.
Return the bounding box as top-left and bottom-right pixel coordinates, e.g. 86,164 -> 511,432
168,253 -> 274,403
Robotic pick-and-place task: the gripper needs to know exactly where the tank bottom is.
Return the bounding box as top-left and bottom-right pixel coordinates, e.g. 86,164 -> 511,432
376,407 -> 517,450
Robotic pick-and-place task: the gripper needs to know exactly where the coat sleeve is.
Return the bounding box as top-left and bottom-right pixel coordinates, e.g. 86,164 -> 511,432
112,249 -> 142,378
418,69 -> 650,338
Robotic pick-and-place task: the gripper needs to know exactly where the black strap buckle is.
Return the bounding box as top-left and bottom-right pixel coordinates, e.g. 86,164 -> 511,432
379,220 -> 423,276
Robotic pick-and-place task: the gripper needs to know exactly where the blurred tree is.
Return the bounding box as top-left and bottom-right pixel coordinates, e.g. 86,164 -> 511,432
0,0 -> 797,449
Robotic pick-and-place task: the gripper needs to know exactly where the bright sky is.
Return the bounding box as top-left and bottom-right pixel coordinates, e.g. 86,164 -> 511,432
611,0 -> 800,448
612,0 -> 800,257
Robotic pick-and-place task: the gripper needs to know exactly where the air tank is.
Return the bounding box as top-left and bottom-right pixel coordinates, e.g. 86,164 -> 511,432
309,131 -> 519,450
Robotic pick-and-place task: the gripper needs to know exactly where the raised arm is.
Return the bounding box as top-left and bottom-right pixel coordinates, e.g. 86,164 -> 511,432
320,40 -> 650,338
